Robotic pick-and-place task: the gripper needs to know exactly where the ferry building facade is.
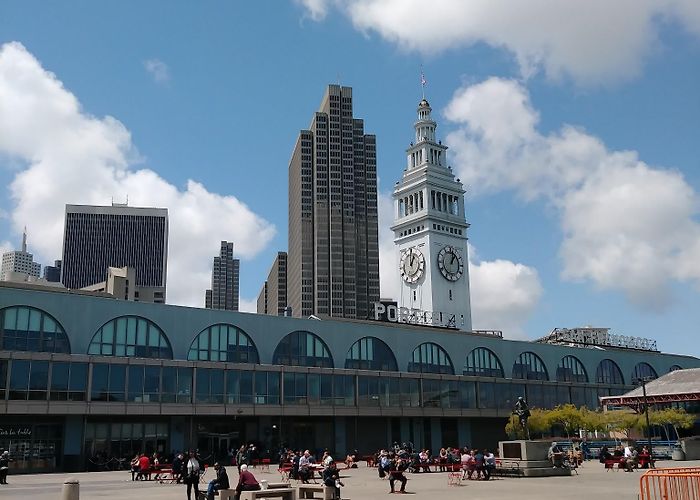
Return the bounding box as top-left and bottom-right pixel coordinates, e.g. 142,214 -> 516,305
1,281 -> 697,472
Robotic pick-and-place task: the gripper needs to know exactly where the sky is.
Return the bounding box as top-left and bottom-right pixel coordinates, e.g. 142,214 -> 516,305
1,1 -> 699,356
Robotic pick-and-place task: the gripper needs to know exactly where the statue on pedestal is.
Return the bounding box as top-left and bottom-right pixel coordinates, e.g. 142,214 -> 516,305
513,396 -> 531,440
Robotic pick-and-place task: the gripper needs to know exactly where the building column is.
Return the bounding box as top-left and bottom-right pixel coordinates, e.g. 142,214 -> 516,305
458,418 -> 472,448
170,417 -> 186,454
430,418 -> 442,453
63,416 -> 84,472
335,417 -> 346,456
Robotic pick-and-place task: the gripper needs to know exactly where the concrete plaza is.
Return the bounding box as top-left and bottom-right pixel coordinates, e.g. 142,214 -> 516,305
2,460 -> 698,500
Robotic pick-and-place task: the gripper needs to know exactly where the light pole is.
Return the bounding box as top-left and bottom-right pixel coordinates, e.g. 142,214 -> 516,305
636,377 -> 655,469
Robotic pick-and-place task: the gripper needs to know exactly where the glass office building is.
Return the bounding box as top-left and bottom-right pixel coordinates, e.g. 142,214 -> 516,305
1,281 -> 697,472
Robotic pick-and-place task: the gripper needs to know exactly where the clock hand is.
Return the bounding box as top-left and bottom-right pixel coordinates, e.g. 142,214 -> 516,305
450,253 -> 455,265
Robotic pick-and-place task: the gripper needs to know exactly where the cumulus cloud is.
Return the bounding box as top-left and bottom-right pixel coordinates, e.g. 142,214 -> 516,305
378,191 -> 542,338
444,77 -> 700,309
299,0 -> 700,85
0,42 -> 275,306
238,297 -> 258,314
144,58 -> 170,84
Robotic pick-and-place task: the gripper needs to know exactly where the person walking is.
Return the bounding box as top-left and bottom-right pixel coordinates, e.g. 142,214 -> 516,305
184,450 -> 201,500
0,451 -> 10,484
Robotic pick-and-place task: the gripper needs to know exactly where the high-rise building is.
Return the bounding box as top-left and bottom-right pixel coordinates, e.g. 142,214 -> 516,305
61,204 -> 168,302
257,252 -> 287,316
392,98 -> 472,330
1,228 -> 41,281
43,260 -> 62,282
288,85 -> 380,319
82,266 -> 165,303
205,241 -> 240,311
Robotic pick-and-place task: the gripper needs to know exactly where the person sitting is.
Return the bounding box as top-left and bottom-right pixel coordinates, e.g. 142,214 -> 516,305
322,461 -> 344,499
622,448 -> 639,472
130,454 -> 140,481
548,442 -> 564,468
599,446 -> 611,463
322,451 -> 333,468
378,451 -> 391,479
138,453 -> 151,480
483,449 -> 496,480
460,449 -> 474,480
298,450 -> 313,483
234,464 -> 260,499
438,448 -> 448,471
474,449 -> 485,479
206,462 -> 230,500
172,453 -> 183,484
389,457 -> 408,494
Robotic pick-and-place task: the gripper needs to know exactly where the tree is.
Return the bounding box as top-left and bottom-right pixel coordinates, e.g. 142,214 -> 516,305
649,408 -> 695,440
548,404 -> 586,439
605,410 -> 643,440
504,407 -> 552,439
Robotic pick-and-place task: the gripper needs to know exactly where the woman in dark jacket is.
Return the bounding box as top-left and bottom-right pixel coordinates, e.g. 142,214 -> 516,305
0,451 -> 10,484
322,462 -> 343,499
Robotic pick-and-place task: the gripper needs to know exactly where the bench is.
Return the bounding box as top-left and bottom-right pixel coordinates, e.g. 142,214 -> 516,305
604,458 -> 624,471
240,488 -> 297,500
197,490 -> 235,500
493,460 -> 522,477
297,484 -> 335,499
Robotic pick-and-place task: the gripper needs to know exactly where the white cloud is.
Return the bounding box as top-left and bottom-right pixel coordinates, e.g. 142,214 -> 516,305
239,297 -> 258,314
444,77 -> 700,309
0,42 -> 275,306
144,58 -> 170,84
378,191 -> 542,338
300,0 -> 700,85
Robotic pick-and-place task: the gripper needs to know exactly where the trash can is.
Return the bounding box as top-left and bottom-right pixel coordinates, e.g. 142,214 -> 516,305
671,448 -> 686,461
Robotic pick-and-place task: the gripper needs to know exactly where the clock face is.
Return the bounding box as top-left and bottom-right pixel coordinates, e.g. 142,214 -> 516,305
437,246 -> 464,281
400,247 -> 425,283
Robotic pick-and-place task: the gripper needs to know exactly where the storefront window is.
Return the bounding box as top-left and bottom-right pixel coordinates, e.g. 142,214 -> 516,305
9,359 -> 48,400
90,363 -> 126,402
50,362 -> 87,401
254,371 -> 280,404
0,423 -> 62,473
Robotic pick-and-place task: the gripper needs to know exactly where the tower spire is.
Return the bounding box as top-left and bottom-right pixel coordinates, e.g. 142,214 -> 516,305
420,68 -> 427,100
22,226 -> 27,252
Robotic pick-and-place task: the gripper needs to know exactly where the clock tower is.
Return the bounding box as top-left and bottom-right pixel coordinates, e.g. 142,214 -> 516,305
391,98 -> 472,330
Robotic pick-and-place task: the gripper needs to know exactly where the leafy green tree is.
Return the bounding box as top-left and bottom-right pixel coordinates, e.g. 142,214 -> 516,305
548,404 -> 586,439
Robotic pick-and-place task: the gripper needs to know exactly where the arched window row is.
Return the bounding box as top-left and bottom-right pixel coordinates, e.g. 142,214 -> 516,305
0,306 -> 70,354
272,331 -> 333,368
408,342 -> 454,375
345,337 -> 398,371
556,355 -> 588,383
513,352 -> 549,381
596,359 -> 625,385
187,324 -> 259,364
88,316 -> 173,359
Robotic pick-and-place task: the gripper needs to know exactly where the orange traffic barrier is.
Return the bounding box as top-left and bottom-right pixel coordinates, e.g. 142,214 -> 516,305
639,468 -> 700,500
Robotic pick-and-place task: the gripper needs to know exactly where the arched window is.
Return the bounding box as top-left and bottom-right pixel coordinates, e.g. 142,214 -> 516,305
345,337 -> 398,371
408,342 -> 454,374
669,365 -> 682,372
88,316 -> 172,359
556,355 -> 588,383
463,347 -> 504,377
0,306 -> 70,353
631,362 -> 658,382
512,352 -> 548,380
187,324 -> 259,363
596,359 -> 624,385
272,331 -> 333,368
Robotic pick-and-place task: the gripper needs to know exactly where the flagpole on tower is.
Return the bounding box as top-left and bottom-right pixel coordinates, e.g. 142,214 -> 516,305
420,67 -> 427,99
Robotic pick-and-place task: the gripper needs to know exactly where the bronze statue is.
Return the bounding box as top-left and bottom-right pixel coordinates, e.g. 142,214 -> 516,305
513,396 -> 531,439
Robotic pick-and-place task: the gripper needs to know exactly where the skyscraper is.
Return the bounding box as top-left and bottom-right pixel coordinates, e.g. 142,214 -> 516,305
205,241 -> 240,311
1,228 -> 41,281
288,85 -> 380,319
257,251 -> 287,316
61,204 -> 168,302
43,260 -> 62,282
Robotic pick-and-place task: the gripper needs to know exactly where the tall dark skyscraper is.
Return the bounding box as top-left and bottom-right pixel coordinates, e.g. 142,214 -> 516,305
257,251 -> 287,316
61,204 -> 168,300
43,260 -> 62,282
205,241 -> 240,311
288,85 -> 380,319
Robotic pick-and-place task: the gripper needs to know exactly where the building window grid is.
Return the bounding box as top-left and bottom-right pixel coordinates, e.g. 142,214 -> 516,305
512,352 -> 549,381
87,316 -> 172,359
344,336 -> 398,371
187,324 -> 259,364
408,342 -> 454,375
596,359 -> 625,385
556,355 -> 588,383
463,347 -> 504,377
0,306 -> 70,354
272,331 -> 334,368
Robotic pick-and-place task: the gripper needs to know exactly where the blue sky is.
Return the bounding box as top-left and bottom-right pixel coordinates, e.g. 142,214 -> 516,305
1,1 -> 699,357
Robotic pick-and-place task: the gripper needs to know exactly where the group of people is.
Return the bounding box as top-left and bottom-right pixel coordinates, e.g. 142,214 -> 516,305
599,443 -> 651,472
277,448 -> 345,498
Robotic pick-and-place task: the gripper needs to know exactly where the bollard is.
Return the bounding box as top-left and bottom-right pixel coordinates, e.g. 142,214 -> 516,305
61,477 -> 79,500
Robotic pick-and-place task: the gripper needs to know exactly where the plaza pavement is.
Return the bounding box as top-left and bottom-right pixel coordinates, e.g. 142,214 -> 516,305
2,460 -> 699,500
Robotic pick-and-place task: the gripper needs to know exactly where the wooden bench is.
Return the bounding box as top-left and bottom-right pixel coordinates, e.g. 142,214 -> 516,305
297,484 -> 334,500
239,488 -> 296,500
604,458 -> 624,471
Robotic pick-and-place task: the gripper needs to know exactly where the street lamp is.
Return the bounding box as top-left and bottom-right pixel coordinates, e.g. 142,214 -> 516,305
635,376 -> 655,469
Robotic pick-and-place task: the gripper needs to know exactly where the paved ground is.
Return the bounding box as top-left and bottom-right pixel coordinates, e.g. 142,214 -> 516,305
1,460 -> 699,499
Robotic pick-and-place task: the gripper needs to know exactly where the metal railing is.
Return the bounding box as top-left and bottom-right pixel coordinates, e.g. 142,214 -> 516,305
639,468 -> 700,500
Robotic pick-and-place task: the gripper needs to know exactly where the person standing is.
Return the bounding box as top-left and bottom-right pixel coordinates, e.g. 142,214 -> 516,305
172,453 -> 183,484
184,450 -> 201,500
0,451 -> 10,484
